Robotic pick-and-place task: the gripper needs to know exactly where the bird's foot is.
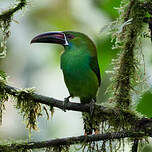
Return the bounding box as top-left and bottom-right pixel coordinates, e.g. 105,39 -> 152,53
90,99 -> 96,116
63,96 -> 71,112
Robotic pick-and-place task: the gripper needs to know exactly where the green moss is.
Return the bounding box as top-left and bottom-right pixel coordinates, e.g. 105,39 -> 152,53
15,88 -> 42,131
0,140 -> 30,152
43,105 -> 54,120
0,19 -> 11,58
0,0 -> 27,58
47,145 -> 70,152
109,0 -> 147,109
0,72 -> 8,125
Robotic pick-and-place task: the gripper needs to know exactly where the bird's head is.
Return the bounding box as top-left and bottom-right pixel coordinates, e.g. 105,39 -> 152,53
31,31 -> 96,53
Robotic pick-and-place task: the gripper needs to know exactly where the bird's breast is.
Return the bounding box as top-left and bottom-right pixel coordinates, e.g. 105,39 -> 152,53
60,51 -> 99,98
61,51 -> 90,78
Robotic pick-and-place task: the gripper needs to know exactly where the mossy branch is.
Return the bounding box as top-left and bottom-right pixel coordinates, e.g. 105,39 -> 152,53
0,0 -> 27,21
0,130 -> 149,151
113,0 -> 147,108
0,0 -> 27,58
4,84 -> 139,125
3,84 -> 152,130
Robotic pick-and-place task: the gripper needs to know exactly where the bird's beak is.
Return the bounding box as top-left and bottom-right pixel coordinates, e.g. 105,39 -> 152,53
30,32 -> 68,45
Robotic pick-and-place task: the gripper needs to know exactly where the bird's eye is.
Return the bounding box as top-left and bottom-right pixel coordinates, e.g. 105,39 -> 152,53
67,34 -> 75,39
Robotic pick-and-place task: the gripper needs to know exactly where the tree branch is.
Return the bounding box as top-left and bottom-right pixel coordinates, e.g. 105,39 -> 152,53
4,84 -> 91,113
3,84 -> 139,125
114,0 -> 146,108
0,130 -> 149,151
0,0 -> 27,20
3,84 -> 152,129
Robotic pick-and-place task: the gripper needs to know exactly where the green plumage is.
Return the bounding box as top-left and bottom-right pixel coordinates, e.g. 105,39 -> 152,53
61,49 -> 99,100
61,31 -> 101,134
61,31 -> 100,100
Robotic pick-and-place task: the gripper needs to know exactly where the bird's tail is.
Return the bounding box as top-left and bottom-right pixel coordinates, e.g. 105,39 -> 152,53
81,98 -> 99,135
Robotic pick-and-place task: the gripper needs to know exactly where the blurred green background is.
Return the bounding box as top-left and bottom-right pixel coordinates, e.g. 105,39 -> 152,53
0,0 -> 152,151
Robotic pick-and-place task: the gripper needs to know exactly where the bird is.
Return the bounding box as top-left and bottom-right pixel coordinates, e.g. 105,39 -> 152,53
31,31 -> 101,135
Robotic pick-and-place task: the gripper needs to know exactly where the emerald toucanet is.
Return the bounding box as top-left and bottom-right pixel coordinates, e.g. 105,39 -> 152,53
31,31 -> 101,134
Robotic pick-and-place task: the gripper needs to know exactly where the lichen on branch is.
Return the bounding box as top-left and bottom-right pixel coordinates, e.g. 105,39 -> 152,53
0,0 -> 27,58
0,130 -> 149,152
15,88 -> 42,131
110,0 -> 147,109
0,0 -> 27,127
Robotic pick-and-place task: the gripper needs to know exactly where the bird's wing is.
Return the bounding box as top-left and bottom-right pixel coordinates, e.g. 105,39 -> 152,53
90,56 -> 101,86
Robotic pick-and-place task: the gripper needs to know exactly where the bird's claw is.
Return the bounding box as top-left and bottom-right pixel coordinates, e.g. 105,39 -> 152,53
90,99 -> 96,116
63,96 -> 71,112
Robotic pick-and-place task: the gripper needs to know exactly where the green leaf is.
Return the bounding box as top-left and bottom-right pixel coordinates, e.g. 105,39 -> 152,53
136,91 -> 152,118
